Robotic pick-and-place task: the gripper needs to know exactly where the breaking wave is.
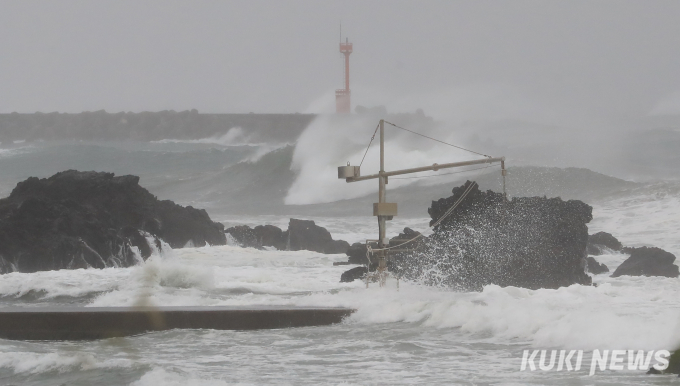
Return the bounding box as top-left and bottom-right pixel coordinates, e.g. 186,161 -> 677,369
0,351 -> 133,374
152,127 -> 253,146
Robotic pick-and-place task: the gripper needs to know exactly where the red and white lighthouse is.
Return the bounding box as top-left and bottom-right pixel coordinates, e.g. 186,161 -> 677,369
335,38 -> 353,113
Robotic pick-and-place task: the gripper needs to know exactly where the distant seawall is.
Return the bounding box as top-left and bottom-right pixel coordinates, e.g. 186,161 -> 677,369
0,110 -> 317,143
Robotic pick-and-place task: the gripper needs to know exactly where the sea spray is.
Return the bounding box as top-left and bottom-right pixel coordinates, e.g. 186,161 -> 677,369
285,114 -> 475,205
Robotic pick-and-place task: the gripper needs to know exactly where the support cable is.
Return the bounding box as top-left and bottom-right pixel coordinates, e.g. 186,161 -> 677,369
358,122 -> 380,167
368,181 -> 478,253
384,120 -> 491,158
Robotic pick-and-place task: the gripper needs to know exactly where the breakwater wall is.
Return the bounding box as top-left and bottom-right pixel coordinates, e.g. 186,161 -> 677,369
0,111 -> 316,142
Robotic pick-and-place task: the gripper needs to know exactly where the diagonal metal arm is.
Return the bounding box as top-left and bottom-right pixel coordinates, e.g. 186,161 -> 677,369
344,157 -> 505,182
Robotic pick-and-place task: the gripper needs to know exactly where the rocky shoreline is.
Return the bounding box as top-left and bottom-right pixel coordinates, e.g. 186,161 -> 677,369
0,172 -> 676,291
227,181 -> 679,290
225,219 -> 349,254
0,170 -> 225,273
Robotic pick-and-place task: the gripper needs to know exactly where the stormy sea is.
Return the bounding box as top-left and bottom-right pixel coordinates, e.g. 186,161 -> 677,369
0,113 -> 679,385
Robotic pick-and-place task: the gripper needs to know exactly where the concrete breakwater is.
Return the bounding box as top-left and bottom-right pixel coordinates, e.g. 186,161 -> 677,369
0,306 -> 355,340
0,111 -> 316,142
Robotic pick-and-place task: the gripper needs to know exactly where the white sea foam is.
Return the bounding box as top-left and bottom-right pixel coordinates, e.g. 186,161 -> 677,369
153,133 -> 289,164
153,127 -> 251,146
27,242 -> 661,351
0,267 -> 128,300
1,184 -> 679,386
341,279 -> 680,350
1,226 -> 676,352
1,214 -> 677,353
0,145 -> 34,159
590,183 -> 680,255
131,368 -> 250,386
0,351 -> 132,374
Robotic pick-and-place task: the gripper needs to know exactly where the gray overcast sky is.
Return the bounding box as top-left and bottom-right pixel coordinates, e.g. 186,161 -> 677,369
1,1 -> 680,123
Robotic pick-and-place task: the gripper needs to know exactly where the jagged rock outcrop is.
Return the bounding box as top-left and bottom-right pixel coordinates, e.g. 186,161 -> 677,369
387,227 -> 426,251
287,219 -> 349,253
611,247 -> 679,278
340,266 -> 369,283
587,231 -> 623,255
665,350 -> 680,374
224,225 -> 261,249
647,350 -> 680,375
586,256 -> 609,274
346,243 -> 370,265
384,181 -> 593,290
340,229 -> 423,269
253,224 -> 287,250
224,224 -> 287,250
0,170 -> 226,274
225,219 -> 349,254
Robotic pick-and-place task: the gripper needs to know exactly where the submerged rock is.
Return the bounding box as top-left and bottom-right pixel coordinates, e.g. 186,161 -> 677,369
587,231 -> 623,255
390,181 -> 593,290
339,229 -> 421,280
0,170 -> 226,274
224,225 -> 261,249
347,243 -> 366,265
586,256 -> 609,274
287,219 -> 349,253
225,224 -> 285,250
253,224 -> 287,250
226,218 -> 350,254
647,350 -> 680,375
666,350 -> 680,374
611,247 -> 679,278
340,266 -> 368,283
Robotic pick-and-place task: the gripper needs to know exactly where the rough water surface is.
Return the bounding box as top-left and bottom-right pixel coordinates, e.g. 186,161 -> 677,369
0,141 -> 678,385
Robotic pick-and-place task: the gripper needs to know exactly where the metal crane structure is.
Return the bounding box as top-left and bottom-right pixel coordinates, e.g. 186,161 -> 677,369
338,119 -> 507,287
335,37 -> 353,113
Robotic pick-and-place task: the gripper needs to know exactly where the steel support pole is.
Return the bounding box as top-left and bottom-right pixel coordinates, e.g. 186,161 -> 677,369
377,119 -> 387,285
501,159 -> 507,201
378,119 -> 386,247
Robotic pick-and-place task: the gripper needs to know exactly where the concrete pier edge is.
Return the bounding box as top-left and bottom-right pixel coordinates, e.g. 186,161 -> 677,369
0,306 -> 356,340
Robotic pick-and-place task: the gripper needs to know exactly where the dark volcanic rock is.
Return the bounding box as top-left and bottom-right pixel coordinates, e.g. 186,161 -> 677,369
324,239 -> 351,254
666,350 -> 680,374
226,219 -> 350,254
340,263 -> 379,283
225,225 -> 262,249
347,243 -> 368,264
225,224 -> 287,250
340,266 -> 368,283
391,181 -> 593,290
286,218 -> 349,254
253,225 -> 287,250
0,170 -> 226,274
611,247 -> 679,278
287,218 -> 331,252
342,228 -> 423,269
587,231 -> 623,255
586,256 -> 609,274
346,240 -> 382,265
388,227 -> 426,250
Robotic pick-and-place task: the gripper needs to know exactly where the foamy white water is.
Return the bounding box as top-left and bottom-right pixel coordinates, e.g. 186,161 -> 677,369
0,140 -> 679,384
1,196 -> 679,384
